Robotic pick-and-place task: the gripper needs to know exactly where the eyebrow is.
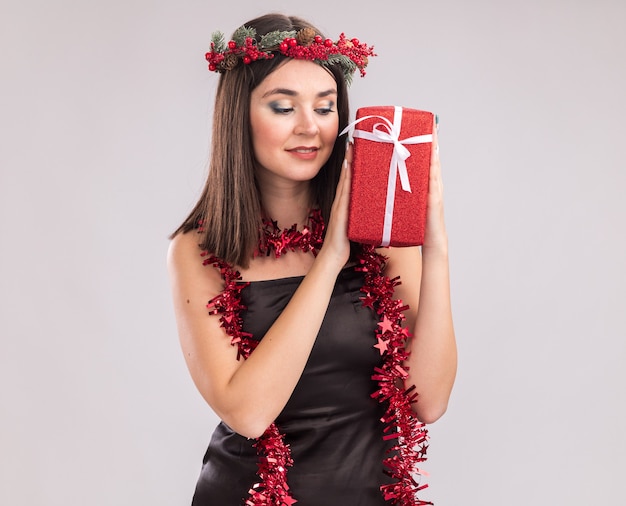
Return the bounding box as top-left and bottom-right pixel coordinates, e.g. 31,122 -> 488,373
261,88 -> 337,99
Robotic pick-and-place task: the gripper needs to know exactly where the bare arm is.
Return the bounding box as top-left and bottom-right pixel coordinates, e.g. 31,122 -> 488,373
383,121 -> 457,424
167,160 -> 352,439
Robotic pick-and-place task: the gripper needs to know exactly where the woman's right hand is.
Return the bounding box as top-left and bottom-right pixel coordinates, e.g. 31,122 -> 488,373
317,144 -> 353,270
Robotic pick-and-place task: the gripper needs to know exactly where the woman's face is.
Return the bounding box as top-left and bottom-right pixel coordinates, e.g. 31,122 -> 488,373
249,59 -> 339,189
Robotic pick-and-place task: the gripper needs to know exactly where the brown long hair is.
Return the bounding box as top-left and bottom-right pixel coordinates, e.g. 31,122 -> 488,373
171,13 -> 350,267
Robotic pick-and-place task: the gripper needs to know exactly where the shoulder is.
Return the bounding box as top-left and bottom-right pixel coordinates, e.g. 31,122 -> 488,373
167,231 -> 225,296
168,230 -> 201,264
167,231 -> 201,274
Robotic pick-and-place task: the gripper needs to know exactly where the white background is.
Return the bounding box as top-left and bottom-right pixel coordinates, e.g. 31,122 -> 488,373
1,0 -> 624,504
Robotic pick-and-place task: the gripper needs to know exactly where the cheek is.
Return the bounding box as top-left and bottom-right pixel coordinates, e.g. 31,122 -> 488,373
322,118 -> 340,146
253,128 -> 283,155
252,113 -> 287,146
251,117 -> 278,155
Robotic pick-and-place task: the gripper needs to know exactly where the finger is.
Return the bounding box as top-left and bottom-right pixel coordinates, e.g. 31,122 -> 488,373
431,114 -> 440,165
345,141 -> 353,165
430,114 -> 443,193
334,158 -> 351,210
343,143 -> 353,196
336,146 -> 353,194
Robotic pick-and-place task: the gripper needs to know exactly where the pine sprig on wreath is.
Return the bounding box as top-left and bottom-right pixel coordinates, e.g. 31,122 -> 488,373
327,53 -> 357,85
232,26 -> 257,46
209,31 -> 226,54
259,30 -> 296,49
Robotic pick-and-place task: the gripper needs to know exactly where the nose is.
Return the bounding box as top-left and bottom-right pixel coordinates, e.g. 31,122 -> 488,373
294,110 -> 319,136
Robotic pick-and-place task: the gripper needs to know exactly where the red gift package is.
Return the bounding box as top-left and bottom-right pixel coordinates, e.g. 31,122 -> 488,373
345,106 -> 434,247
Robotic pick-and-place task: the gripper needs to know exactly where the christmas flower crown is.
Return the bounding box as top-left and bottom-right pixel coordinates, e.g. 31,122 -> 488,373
205,26 -> 376,85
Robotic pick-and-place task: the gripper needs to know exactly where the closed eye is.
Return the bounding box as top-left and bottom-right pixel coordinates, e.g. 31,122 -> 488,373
270,105 -> 294,114
315,107 -> 335,115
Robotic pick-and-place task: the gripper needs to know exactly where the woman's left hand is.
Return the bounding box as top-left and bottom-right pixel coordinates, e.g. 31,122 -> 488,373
422,117 -> 448,253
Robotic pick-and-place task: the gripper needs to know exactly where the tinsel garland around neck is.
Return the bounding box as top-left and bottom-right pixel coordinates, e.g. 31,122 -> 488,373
256,208 -> 325,258
201,210 -> 432,505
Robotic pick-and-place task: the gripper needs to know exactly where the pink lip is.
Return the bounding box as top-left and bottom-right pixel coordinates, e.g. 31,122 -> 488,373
286,146 -> 319,160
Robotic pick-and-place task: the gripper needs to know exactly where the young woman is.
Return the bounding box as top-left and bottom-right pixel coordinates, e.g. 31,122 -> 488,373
168,13 -> 456,506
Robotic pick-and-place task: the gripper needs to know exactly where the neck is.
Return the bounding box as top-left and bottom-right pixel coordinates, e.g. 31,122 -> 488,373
259,183 -> 314,229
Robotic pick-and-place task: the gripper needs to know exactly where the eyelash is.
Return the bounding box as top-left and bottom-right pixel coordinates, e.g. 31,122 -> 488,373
316,107 -> 335,115
271,106 -> 293,114
269,105 -> 335,115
